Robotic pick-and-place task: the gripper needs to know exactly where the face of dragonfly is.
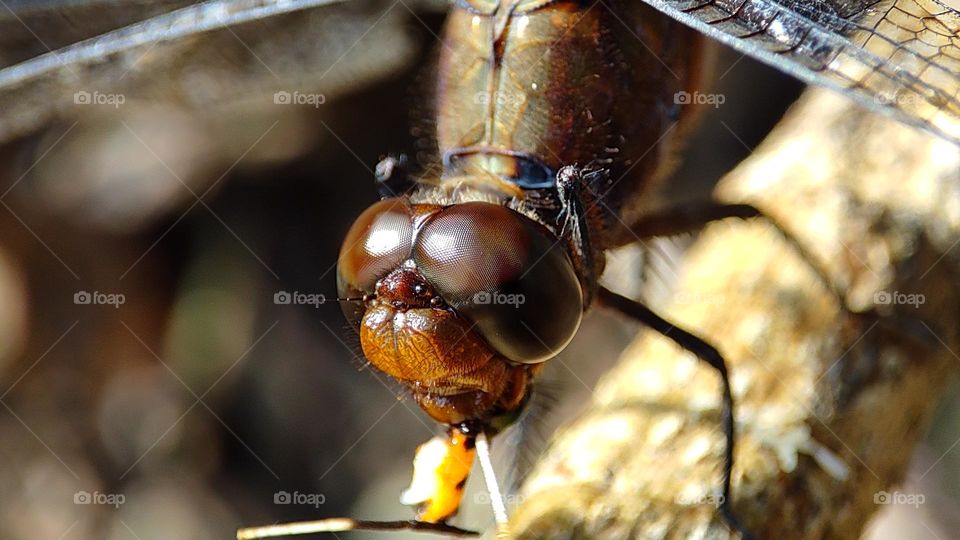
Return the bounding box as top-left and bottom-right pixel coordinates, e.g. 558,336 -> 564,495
336,197 -> 583,426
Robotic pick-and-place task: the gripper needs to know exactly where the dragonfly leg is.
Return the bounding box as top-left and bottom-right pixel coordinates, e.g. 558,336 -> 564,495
596,286 -> 755,540
375,154 -> 414,198
621,200 -> 941,349
556,165 -> 600,303
621,201 -> 852,312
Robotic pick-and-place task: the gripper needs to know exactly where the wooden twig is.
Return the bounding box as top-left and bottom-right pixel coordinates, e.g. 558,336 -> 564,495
510,88 -> 960,539
235,518 -> 478,538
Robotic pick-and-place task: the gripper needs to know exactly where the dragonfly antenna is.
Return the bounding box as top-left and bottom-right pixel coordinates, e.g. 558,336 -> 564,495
236,518 -> 478,539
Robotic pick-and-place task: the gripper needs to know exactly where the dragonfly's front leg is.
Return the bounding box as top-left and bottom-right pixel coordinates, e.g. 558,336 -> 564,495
556,165 -> 602,303
619,200 -> 939,348
375,154 -> 415,198
597,286 -> 755,540
619,200 -> 850,311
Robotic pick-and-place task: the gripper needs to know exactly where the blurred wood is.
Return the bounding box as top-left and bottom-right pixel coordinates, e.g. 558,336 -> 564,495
510,88 -> 960,539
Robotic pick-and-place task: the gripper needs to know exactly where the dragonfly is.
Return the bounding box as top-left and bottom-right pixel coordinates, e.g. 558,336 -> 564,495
0,0 -> 957,538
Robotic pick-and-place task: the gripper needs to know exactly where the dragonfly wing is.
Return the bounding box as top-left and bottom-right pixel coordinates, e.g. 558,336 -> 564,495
0,1 -> 200,68
0,0 -> 417,143
639,0 -> 960,144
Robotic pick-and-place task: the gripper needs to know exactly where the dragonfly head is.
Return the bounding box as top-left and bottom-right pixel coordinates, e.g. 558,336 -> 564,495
337,197 -> 583,426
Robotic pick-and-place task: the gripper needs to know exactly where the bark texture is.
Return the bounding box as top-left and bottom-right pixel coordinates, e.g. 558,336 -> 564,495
510,88 -> 960,539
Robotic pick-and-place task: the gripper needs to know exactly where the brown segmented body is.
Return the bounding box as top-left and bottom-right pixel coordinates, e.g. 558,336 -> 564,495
436,0 -> 708,234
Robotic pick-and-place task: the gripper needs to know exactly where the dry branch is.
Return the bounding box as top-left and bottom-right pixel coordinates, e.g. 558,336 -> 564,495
510,88 -> 960,539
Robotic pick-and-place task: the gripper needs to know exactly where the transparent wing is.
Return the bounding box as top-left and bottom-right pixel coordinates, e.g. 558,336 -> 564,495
0,0 -> 419,143
0,1 -> 199,68
641,0 -> 960,144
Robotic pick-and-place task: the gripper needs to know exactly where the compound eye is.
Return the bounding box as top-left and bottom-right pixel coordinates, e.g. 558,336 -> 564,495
414,202 -> 529,297
414,202 -> 582,364
337,198 -> 414,305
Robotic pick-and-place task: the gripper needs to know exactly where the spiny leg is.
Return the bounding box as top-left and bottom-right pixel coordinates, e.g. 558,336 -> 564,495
556,165 -> 598,301
375,154 -> 415,198
561,170 -> 753,536
597,286 -> 755,540
620,201 -> 849,312
620,200 -> 939,347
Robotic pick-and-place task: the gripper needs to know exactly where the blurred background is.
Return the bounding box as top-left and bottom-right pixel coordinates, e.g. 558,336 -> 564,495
0,1 -> 956,539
